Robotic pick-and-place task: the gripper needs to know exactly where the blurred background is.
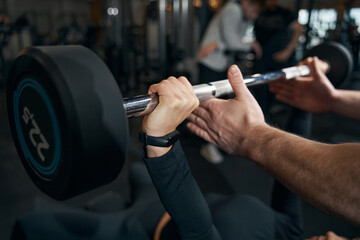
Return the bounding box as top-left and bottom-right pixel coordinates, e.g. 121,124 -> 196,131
0,0 -> 360,239
0,0 -> 360,89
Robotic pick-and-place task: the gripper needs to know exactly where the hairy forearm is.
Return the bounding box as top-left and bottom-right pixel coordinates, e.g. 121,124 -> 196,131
244,125 -> 360,226
330,89 -> 360,120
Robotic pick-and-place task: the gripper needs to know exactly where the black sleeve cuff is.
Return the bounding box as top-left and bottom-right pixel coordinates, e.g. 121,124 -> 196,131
143,140 -> 184,171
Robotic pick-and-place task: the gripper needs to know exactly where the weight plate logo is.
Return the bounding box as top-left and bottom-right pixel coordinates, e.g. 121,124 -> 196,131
13,78 -> 61,178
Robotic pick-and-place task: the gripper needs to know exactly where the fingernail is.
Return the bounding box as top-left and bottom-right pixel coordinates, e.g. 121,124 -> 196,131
229,65 -> 239,76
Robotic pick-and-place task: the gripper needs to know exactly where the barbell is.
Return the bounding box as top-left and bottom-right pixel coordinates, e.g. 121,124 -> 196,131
7,41 -> 352,200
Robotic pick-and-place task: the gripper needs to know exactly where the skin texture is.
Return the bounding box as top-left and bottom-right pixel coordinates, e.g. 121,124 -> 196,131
188,65 -> 265,157
187,65 -> 360,227
142,76 -> 199,158
269,57 -> 360,120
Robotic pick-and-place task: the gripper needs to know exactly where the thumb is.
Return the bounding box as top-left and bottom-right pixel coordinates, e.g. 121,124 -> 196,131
227,65 -> 247,99
311,56 -> 328,81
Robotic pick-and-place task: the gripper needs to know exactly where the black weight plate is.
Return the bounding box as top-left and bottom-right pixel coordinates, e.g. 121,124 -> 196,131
305,41 -> 353,88
7,46 -> 128,200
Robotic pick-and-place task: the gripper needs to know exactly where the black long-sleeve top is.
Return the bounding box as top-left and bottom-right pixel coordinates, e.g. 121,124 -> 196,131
143,141 -> 222,240
144,141 -> 302,240
13,141 -> 302,240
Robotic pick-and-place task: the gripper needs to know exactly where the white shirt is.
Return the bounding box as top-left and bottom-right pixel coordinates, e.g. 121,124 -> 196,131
199,2 -> 253,71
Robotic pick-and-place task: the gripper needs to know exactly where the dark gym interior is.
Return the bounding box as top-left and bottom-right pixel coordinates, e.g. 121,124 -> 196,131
1,0 -> 360,239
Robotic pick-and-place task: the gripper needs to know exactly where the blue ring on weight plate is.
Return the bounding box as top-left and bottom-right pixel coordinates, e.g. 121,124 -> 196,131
13,78 -> 61,177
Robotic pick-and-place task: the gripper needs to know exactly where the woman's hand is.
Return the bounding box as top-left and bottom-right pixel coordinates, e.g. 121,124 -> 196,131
198,41 -> 218,59
142,76 -> 199,157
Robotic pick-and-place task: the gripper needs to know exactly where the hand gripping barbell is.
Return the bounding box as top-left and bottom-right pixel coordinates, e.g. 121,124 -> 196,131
7,41 -> 352,200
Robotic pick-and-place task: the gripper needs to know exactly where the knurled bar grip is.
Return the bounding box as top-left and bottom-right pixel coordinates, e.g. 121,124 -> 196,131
124,65 -> 310,118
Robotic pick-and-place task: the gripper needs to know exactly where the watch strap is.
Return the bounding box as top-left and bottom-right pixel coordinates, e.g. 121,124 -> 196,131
139,129 -> 180,147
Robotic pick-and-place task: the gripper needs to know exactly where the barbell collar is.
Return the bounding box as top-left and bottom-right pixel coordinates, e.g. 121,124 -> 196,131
124,65 -> 310,118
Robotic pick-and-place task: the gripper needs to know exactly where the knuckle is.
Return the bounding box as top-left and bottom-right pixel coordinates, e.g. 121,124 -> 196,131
194,97 -> 200,106
148,85 -> 155,94
158,81 -> 168,91
193,98 -> 200,109
160,79 -> 169,86
167,76 -> 177,81
178,76 -> 188,82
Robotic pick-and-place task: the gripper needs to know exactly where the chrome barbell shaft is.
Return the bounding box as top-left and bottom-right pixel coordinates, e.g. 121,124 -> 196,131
124,65 -> 310,118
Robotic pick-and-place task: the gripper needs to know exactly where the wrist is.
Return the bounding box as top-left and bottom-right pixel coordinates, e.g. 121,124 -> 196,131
140,127 -> 180,158
328,89 -> 341,113
242,124 -> 275,160
142,127 -> 176,137
146,145 -> 172,158
142,120 -> 176,137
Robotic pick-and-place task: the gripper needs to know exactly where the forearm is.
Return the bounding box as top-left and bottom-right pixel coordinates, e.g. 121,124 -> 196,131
245,125 -> 360,226
144,142 -> 221,240
285,22 -> 303,52
330,89 -> 360,120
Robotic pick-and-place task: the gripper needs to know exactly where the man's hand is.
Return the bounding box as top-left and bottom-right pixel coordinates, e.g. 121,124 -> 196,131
142,76 -> 199,157
273,47 -> 293,62
251,40 -> 263,59
187,65 -> 266,157
269,57 -> 337,113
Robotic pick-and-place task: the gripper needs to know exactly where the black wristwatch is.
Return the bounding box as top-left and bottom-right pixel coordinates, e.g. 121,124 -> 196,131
139,129 -> 180,147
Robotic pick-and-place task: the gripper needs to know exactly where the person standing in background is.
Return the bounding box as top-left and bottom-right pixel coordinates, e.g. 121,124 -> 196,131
198,0 -> 263,84
253,0 -> 303,112
254,0 -> 303,72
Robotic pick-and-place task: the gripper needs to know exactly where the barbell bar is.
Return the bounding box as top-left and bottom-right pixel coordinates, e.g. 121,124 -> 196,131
125,41 -> 354,118
124,65 -> 310,117
7,42 -> 352,200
